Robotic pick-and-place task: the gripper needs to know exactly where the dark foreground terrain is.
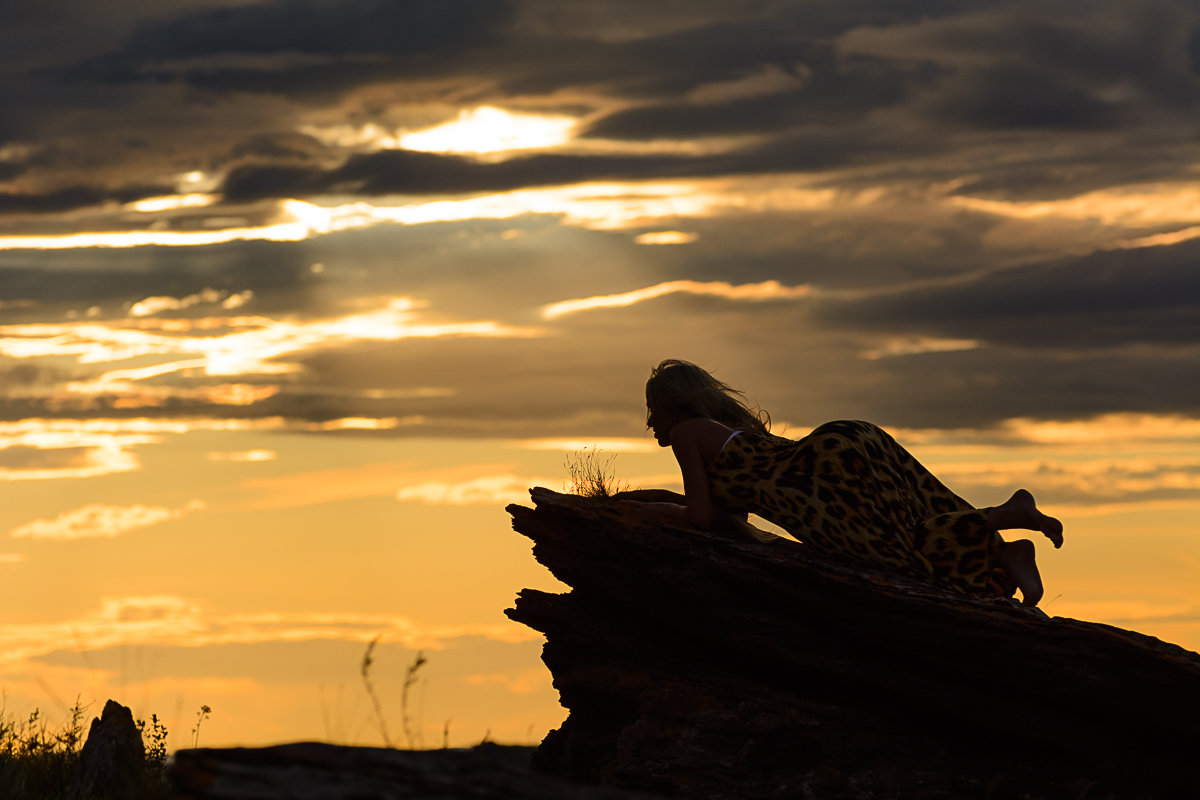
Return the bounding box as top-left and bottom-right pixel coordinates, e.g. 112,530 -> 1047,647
169,490 -> 1200,799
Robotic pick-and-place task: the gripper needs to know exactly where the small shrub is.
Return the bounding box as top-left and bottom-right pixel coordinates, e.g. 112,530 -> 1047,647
138,714 -> 169,774
565,448 -> 627,498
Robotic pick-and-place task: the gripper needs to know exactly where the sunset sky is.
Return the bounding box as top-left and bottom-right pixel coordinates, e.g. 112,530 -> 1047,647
2,0 -> 1199,748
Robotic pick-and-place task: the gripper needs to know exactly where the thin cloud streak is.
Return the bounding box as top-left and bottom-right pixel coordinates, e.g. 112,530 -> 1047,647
0,299 -> 543,384
10,500 -> 206,541
541,279 -> 814,319
397,471 -> 681,505
0,596 -> 537,666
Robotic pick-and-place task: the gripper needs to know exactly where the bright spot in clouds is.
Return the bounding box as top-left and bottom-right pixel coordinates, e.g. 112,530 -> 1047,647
398,106 -> 576,154
126,194 -> 217,213
130,288 -> 252,317
634,230 -> 699,245
860,336 -> 981,360
209,450 -> 277,462
10,500 -> 205,540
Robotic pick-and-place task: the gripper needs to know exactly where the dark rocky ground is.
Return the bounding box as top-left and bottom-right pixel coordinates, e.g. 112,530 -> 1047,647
170,742 -> 659,799
168,490 -> 1200,798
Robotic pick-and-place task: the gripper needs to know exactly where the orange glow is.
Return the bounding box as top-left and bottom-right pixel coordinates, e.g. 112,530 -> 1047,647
517,437 -> 658,453
1003,413 -> 1200,445
238,461 -> 414,510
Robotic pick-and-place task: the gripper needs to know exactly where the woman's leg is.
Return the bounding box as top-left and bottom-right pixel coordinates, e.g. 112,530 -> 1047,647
999,538 -> 1043,606
987,489 -> 1063,548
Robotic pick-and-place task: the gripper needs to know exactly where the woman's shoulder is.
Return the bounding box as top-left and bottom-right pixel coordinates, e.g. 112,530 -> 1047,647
669,417 -> 733,447
671,417 -> 732,434
669,418 -> 738,461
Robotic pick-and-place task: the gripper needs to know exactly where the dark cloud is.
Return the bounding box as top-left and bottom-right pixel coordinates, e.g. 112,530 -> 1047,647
928,64 -> 1124,130
59,0 -> 515,97
0,183 -> 173,216
0,239 -> 317,318
0,363 -> 63,388
941,144 -> 1199,201
0,161 -> 27,182
581,58 -> 913,139
222,148 -> 710,199
221,121 -> 943,199
1,0 -> 1195,212
228,131 -> 329,162
853,346 -> 1200,428
2,0 -> 1200,438
814,239 -> 1200,350
840,1 -> 1200,130
129,0 -> 512,60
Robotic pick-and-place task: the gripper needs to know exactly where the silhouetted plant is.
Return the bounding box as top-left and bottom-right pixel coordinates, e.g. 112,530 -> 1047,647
401,650 -> 427,749
565,447 -> 627,498
360,639 -> 431,749
361,636 -> 395,748
191,704 -> 212,749
138,713 -> 169,774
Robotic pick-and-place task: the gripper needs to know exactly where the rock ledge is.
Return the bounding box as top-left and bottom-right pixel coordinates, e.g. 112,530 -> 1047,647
505,488 -> 1200,799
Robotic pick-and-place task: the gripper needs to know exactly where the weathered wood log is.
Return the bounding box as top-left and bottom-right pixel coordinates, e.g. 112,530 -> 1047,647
505,488 -> 1200,799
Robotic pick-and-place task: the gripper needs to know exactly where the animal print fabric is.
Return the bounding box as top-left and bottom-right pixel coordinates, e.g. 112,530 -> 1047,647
708,420 -> 1015,598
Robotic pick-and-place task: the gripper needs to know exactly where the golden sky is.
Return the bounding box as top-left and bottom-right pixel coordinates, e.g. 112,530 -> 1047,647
1,0 -> 1199,747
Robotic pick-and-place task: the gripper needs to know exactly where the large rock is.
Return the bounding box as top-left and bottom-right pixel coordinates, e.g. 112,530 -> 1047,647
505,488 -> 1200,799
77,699 -> 146,799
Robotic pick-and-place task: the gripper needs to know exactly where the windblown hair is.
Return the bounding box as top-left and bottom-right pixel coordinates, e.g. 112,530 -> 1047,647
646,359 -> 771,434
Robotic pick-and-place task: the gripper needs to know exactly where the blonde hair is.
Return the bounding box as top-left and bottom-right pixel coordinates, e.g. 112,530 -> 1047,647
645,359 -> 771,434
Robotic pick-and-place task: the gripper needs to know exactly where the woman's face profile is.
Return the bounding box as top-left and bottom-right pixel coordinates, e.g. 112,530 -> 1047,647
646,399 -> 680,447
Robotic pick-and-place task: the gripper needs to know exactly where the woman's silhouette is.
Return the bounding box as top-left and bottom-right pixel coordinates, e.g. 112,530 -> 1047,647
623,359 -> 1063,606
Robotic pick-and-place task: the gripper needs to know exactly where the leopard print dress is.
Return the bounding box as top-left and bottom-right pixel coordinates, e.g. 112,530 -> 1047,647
708,420 -> 1015,598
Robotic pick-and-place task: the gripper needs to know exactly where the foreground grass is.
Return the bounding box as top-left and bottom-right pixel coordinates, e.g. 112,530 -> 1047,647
0,701 -> 172,800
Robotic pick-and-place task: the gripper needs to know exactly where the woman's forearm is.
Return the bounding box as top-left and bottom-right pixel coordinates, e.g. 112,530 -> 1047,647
612,489 -> 686,504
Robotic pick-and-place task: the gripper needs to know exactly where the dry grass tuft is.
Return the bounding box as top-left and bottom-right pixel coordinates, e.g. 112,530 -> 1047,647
564,448 -> 628,498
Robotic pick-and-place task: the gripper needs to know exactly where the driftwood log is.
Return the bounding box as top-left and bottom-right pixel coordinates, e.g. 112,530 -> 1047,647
505,488 -> 1200,799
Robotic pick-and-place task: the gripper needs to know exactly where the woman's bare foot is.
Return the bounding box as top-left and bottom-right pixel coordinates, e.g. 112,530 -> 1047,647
1000,538 -> 1044,606
989,489 -> 1063,549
